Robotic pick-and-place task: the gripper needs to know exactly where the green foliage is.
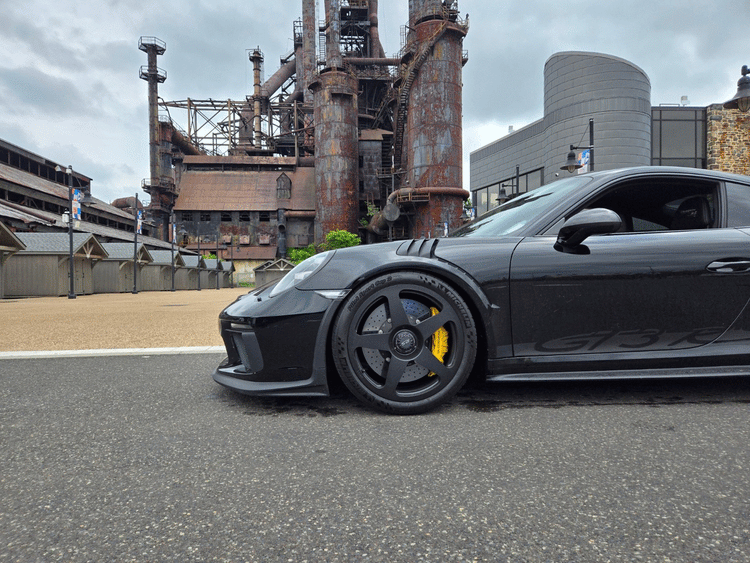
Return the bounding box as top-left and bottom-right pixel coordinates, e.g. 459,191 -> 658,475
202,252 -> 217,260
321,229 -> 361,251
359,202 -> 379,226
287,244 -> 316,264
286,230 -> 361,264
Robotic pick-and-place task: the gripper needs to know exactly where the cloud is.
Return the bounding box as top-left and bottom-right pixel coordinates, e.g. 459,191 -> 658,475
0,0 -> 747,205
0,8 -> 87,73
0,67 -> 88,116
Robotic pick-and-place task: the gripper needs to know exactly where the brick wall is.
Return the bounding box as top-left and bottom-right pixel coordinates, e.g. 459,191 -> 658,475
707,104 -> 750,175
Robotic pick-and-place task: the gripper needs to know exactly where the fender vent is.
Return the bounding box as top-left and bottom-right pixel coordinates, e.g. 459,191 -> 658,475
397,238 -> 439,258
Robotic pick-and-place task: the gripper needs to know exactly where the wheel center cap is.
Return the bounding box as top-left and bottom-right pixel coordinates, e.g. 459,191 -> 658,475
393,329 -> 418,355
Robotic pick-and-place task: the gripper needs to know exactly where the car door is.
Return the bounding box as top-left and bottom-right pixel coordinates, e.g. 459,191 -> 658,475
509,178 -> 750,358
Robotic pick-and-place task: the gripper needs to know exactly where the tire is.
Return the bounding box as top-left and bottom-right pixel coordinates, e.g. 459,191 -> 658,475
332,272 -> 477,414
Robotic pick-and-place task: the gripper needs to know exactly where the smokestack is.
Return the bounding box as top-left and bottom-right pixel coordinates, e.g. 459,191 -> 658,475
250,48 -> 264,149
302,0 -> 316,103
138,37 -> 167,188
369,0 -> 386,58
325,0 -> 342,68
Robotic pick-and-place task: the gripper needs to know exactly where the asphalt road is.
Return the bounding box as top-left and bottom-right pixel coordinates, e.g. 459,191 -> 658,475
1,353 -> 749,562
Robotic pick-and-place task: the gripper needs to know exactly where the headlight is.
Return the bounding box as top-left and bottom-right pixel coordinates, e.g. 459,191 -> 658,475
269,251 -> 332,298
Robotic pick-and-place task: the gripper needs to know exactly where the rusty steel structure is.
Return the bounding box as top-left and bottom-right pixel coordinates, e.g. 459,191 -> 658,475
138,37 -> 171,240
140,0 -> 469,247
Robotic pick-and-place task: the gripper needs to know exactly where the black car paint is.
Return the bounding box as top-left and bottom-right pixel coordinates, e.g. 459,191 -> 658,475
213,167 -> 750,406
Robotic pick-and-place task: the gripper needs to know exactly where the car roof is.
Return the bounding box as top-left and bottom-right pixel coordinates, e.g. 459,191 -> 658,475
581,166 -> 750,185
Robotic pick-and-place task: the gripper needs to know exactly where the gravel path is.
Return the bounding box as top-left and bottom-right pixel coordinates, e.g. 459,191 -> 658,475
0,288 -> 250,351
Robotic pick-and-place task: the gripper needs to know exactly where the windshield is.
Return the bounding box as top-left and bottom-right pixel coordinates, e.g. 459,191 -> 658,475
452,176 -> 593,238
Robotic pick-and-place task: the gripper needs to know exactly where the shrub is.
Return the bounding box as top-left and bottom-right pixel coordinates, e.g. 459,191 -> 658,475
321,229 -> 361,251
287,230 -> 360,264
287,244 -> 316,264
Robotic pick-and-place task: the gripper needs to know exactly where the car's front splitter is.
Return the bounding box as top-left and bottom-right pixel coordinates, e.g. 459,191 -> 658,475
212,363 -> 330,396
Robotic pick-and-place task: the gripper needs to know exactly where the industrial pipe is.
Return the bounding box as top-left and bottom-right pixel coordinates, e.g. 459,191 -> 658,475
344,57 -> 400,66
170,128 -> 202,156
261,57 -> 297,99
284,210 -> 316,219
367,187 -> 470,234
368,0 -> 386,58
325,0 -> 342,68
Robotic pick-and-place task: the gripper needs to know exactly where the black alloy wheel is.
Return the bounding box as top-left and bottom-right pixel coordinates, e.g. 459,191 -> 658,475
332,272 -> 477,414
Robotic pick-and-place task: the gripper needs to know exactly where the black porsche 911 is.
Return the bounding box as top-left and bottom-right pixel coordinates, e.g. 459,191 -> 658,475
213,166 -> 750,414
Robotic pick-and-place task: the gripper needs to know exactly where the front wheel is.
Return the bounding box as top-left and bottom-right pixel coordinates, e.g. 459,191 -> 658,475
332,272 -> 477,414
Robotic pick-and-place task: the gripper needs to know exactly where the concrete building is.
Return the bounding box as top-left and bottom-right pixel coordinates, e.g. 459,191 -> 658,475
470,51 -> 750,215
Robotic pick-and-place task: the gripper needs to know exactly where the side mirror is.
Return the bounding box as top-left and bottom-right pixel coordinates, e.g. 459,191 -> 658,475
556,208 -> 623,249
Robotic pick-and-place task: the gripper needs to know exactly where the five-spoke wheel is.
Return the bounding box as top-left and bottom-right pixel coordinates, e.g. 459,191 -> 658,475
332,272 -> 477,414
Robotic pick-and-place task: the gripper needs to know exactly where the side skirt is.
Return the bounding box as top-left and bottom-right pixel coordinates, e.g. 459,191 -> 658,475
487,365 -> 750,382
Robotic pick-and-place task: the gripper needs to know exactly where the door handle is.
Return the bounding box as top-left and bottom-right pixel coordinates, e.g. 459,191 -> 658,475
706,259 -> 750,273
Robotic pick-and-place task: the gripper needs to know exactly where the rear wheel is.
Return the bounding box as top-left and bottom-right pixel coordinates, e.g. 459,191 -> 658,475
332,272 -> 477,414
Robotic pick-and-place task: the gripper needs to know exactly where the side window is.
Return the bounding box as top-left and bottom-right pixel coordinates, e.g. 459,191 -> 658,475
726,182 -> 750,227
583,179 -> 718,233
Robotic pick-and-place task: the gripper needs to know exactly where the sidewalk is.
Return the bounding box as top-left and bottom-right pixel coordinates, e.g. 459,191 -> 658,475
0,288 -> 250,353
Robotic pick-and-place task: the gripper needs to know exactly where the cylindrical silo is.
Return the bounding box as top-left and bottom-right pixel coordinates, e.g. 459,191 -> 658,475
542,52 -> 652,184
310,75 -> 359,242
405,4 -> 468,238
309,1 -> 360,242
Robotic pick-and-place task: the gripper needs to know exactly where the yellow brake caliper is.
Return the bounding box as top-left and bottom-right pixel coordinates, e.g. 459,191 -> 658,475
428,307 -> 448,376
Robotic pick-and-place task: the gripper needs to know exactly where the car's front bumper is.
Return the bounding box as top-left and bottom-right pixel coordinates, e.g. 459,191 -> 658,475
212,287 -> 343,397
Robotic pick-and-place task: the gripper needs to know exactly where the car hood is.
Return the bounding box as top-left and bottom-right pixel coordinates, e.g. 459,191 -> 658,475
297,237 -> 522,291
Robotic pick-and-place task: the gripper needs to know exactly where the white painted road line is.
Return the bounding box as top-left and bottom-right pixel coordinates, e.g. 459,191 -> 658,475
0,346 -> 226,360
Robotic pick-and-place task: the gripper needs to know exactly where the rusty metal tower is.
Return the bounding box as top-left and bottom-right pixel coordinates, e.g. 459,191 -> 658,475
401,0 -> 469,237
139,36 -> 175,240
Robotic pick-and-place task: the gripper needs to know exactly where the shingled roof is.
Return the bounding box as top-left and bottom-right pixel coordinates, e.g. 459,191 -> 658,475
14,232 -> 108,259
100,242 -> 153,263
149,249 -> 186,267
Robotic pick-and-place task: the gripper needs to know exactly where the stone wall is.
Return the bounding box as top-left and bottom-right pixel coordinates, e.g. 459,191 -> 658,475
707,104 -> 750,175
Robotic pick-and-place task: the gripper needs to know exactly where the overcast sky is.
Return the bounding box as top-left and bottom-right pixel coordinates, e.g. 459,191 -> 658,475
0,0 -> 746,204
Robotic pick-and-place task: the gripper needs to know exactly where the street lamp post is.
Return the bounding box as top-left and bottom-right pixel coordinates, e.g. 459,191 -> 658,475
216,233 -> 220,290
55,165 -> 76,299
133,193 -> 140,294
197,235 -> 201,292
724,65 -> 750,112
562,118 -> 595,173
170,213 -> 176,292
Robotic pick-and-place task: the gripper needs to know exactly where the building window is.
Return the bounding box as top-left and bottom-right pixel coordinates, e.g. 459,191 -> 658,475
475,188 -> 489,216
239,211 -> 250,222
652,108 -> 707,168
472,168 -> 544,216
181,211 -> 193,222
221,212 -> 232,222
200,212 -> 211,222
276,173 -> 292,200
259,211 -> 271,222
